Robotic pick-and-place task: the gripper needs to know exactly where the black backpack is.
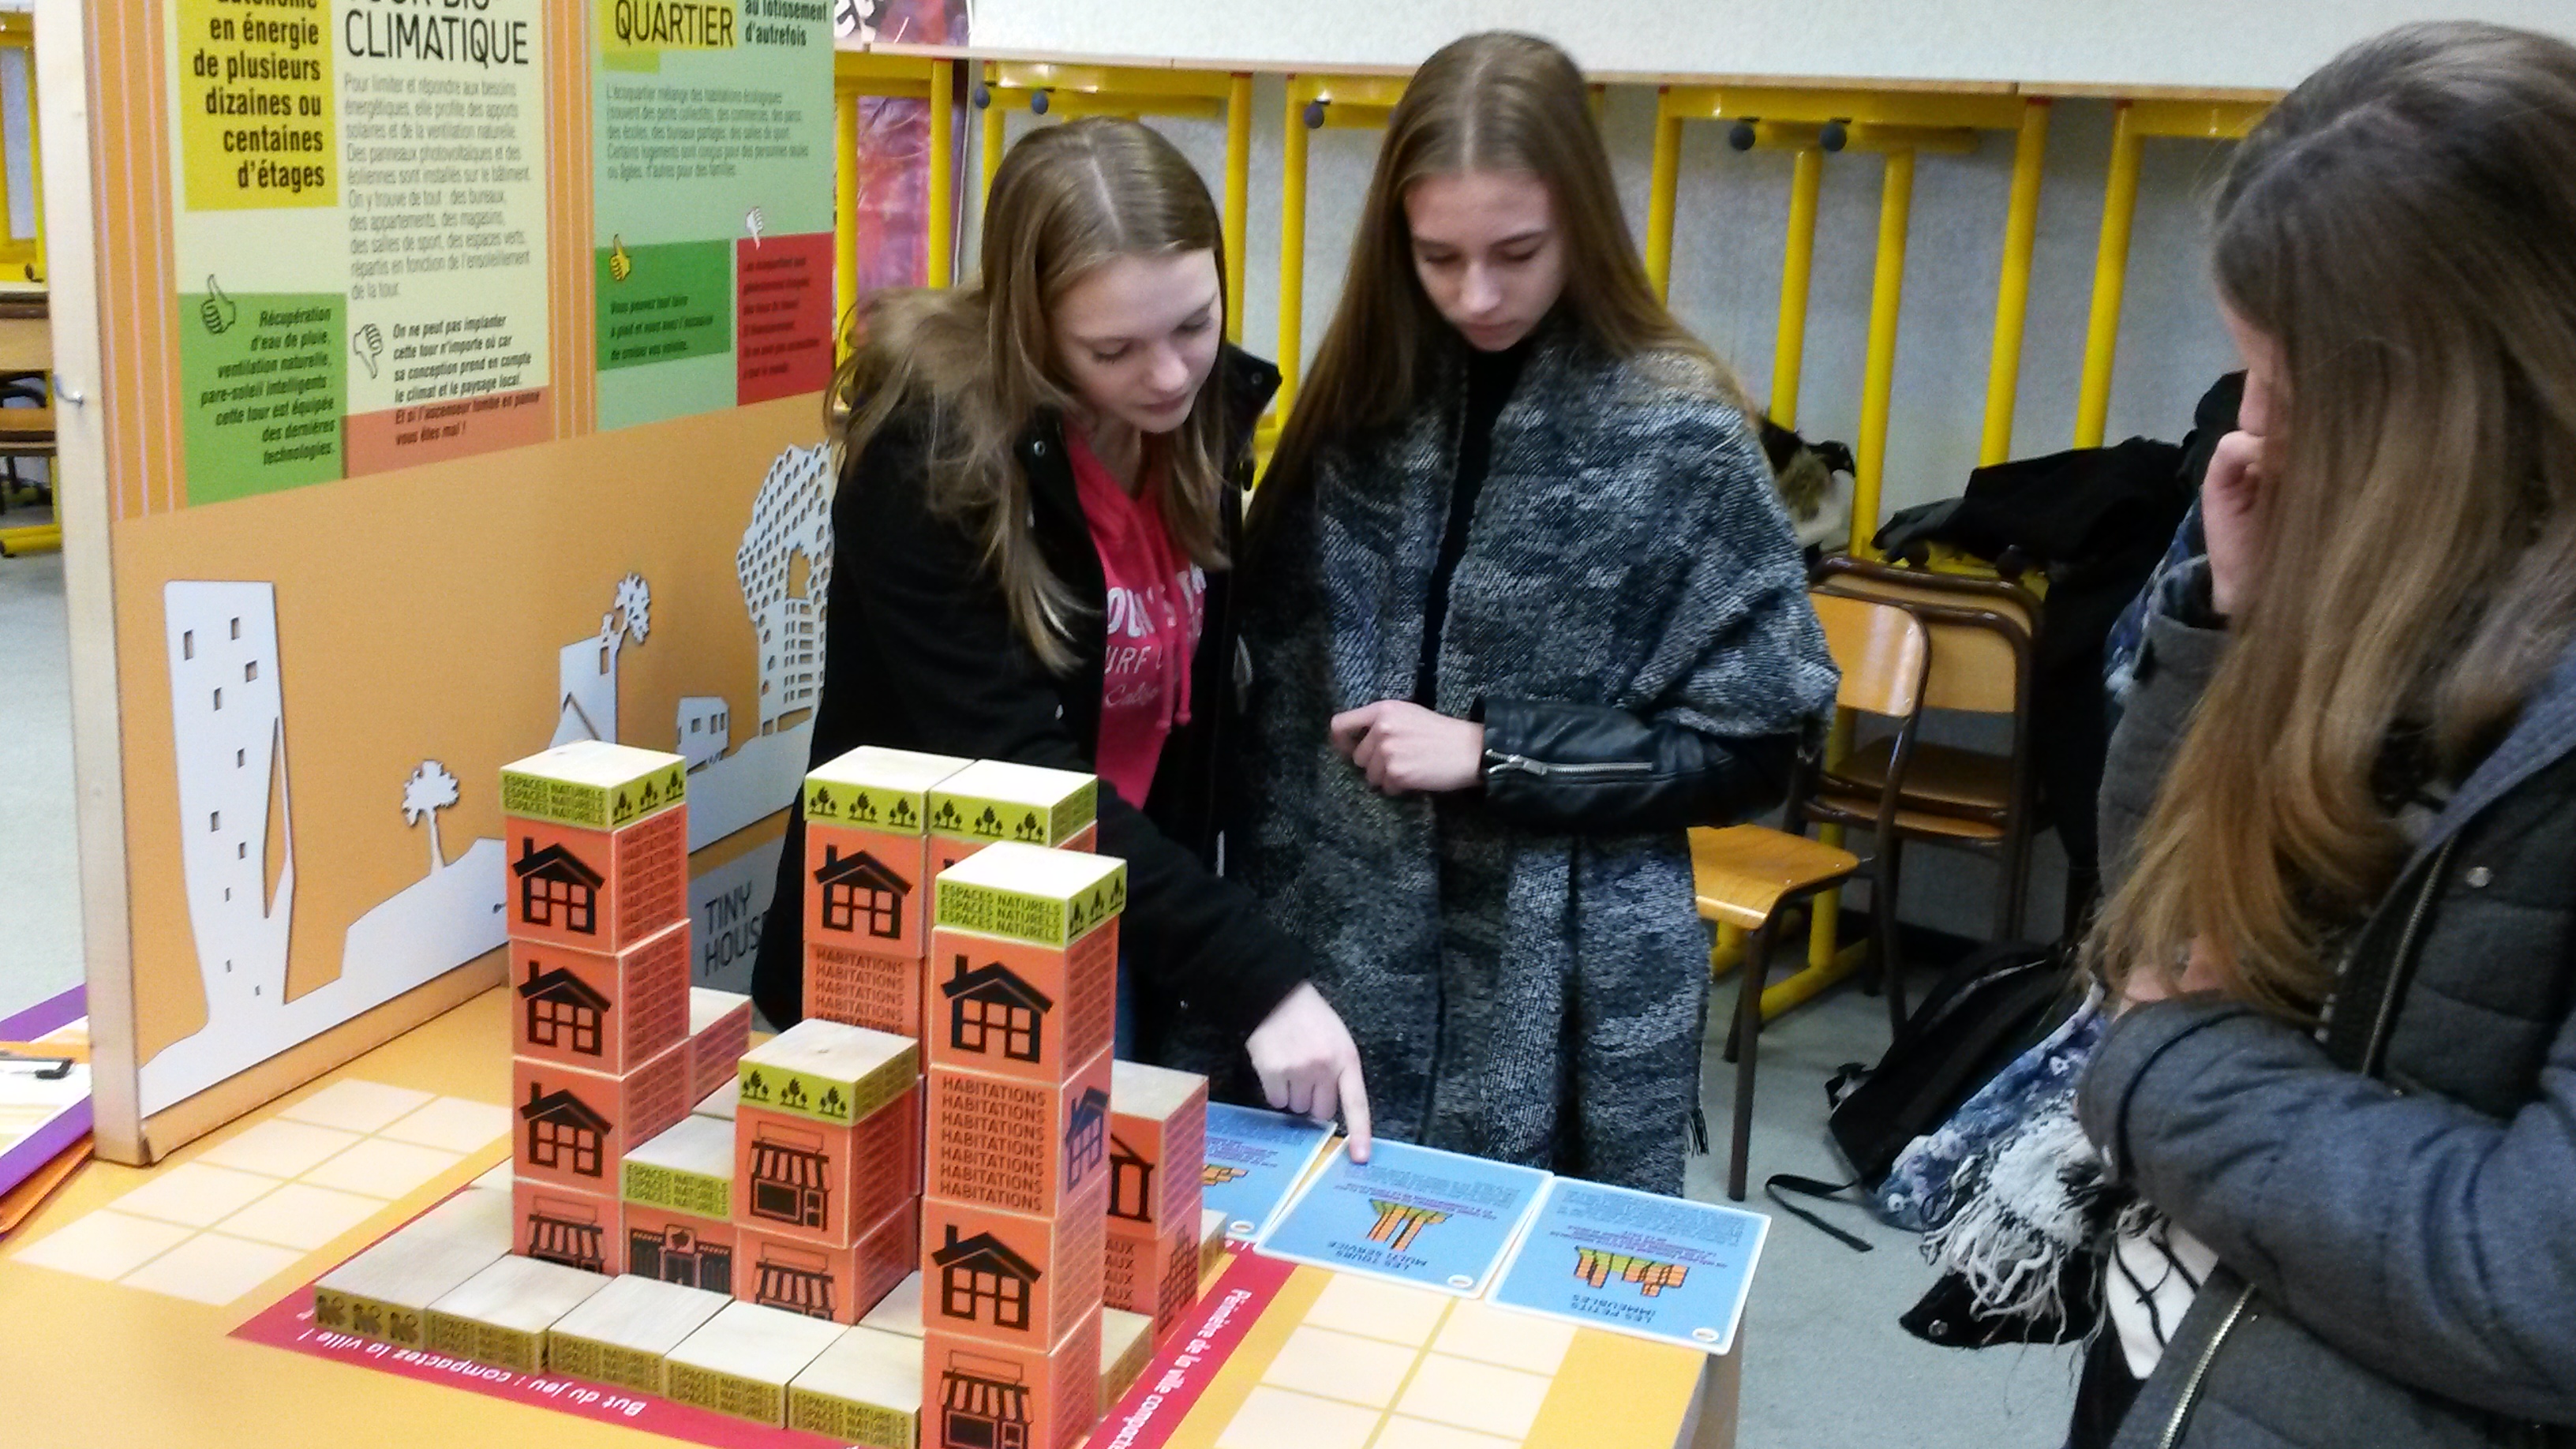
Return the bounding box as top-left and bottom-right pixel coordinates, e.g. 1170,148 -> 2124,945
1769,940 -> 2080,1249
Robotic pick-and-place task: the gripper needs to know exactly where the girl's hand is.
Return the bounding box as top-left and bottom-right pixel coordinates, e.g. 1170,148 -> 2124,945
1329,700 -> 1484,795
2202,429 -> 2271,618
2119,938 -> 2228,1013
1245,983 -> 1374,1162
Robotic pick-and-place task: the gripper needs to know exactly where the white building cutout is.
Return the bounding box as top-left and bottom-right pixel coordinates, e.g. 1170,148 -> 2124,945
165,582 -> 294,1024
551,575 -> 652,747
678,696 -> 732,771
737,444 -> 833,736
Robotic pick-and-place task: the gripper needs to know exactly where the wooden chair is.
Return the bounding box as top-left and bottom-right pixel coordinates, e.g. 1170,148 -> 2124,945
1808,554 -> 2041,951
1690,591 -> 1930,1200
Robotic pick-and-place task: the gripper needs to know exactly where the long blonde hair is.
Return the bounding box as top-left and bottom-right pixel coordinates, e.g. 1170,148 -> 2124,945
829,118 -> 1231,673
1254,32 -> 1738,530
2092,21 -> 2576,1017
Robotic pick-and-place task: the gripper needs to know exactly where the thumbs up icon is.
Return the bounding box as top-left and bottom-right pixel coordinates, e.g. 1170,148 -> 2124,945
608,235 -> 633,283
200,275 -> 238,335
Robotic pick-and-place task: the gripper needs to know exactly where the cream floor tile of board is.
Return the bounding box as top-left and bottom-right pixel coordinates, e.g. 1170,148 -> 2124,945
1429,1300 -> 1576,1377
215,1182 -> 391,1250
1369,1416 -> 1522,1449
11,1209 -> 197,1281
104,1161 -> 283,1229
1392,1354 -> 1553,1443
301,1137 -> 463,1198
197,1118 -> 367,1178
1301,1273 -> 1452,1346
1260,1324 -> 1417,1410
1219,1384 -> 1384,1449
375,1096 -> 510,1153
277,1080 -> 437,1135
117,1231 -> 306,1305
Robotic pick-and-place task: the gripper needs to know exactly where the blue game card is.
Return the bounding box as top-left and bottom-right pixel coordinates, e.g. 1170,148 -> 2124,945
1488,1177 -> 1769,1354
1253,1139 -> 1552,1297
1203,1102 -> 1341,1241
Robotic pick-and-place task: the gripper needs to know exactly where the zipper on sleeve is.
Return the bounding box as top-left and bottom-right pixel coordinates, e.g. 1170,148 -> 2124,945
1482,752 -> 1657,781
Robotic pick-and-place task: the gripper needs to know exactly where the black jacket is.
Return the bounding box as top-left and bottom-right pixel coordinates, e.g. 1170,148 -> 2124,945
750,348 -> 1309,1050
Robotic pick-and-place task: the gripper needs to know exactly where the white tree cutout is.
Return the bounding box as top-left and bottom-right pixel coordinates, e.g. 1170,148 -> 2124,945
614,573 -> 653,646
402,760 -> 461,874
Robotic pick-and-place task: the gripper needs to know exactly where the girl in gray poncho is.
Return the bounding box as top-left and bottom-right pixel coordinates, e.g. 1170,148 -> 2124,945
1226,32 -> 1837,1193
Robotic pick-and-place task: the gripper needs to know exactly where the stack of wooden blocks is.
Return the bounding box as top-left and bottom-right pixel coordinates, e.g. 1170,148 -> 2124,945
1106,1061 -> 1210,1341
500,740 -> 700,1276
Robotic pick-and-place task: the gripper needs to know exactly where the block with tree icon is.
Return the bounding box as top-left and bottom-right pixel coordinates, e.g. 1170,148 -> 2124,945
509,920 -> 691,1074
511,1043 -> 691,1193
926,1048 -> 1114,1218
733,1090 -> 919,1249
803,746 -> 972,839
736,1018 -> 919,1130
739,1198 -> 919,1325
919,1178 -> 1108,1355
927,761 -> 1096,852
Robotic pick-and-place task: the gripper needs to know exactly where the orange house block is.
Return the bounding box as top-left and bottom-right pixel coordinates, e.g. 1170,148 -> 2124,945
1104,1219 -> 1199,1342
625,1203 -> 744,1295
1062,824 -> 1096,853
1106,1061 -> 1208,1235
511,1044 -> 691,1195
739,1200 -> 919,1325
924,1312 -> 1103,1449
919,1178 -> 1108,1354
807,825 -> 934,959
925,1050 -> 1114,1218
735,1094 -> 919,1249
804,941 -> 923,1039
507,808 -> 688,953
923,927 -> 1117,1088
689,989 -> 754,1102
511,1178 -> 627,1277
508,922 -> 691,1076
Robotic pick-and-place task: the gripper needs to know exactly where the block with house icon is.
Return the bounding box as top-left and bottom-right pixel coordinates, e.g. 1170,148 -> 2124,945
512,1046 -> 691,1193
807,841 -> 922,953
501,742 -> 691,953
511,1179 -> 625,1276
926,1048 -> 1114,1219
625,1203 -> 742,1295
927,760 -> 1099,856
923,927 -> 1118,1088
509,920 -> 691,1075
738,1199 -> 918,1326
1106,1061 -> 1208,1235
924,1312 -> 1103,1449
920,1179 -> 1109,1355
733,1090 -> 919,1249
688,987 -> 754,1103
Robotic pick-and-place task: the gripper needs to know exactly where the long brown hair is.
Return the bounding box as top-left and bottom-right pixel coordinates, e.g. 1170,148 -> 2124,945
1255,32 -> 1739,526
829,117 -> 1230,673
2092,21 -> 2576,1017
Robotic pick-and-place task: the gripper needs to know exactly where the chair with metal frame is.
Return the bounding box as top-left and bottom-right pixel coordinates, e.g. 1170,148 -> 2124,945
1690,590 -> 1931,1200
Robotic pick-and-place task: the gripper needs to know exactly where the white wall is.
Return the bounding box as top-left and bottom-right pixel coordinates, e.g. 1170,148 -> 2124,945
975,0 -> 2576,91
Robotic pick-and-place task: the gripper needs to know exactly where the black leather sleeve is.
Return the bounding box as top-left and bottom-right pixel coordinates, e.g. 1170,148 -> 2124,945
1476,697 -> 1799,833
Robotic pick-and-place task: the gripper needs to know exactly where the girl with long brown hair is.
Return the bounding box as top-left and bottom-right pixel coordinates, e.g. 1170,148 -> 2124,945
751,118 -> 1372,1150
1226,32 -> 1837,1193
2068,21 -> 2576,1447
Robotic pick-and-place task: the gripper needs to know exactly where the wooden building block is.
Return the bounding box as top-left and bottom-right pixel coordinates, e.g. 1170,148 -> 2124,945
511,1043 -> 691,1194
545,1273 -> 731,1395
509,922 -> 691,1075
1062,823 -> 1096,854
925,1049 -> 1113,1217
923,925 -> 1117,1090
918,1178 -> 1107,1354
736,1018 -> 918,1129
927,761 -> 1097,852
739,1198 -> 919,1326
1099,1307 -> 1153,1415
807,826 -> 936,960
735,1093 -> 918,1248
790,1324 -> 925,1448
923,1312 -> 1103,1449
1107,1060 -> 1207,1234
931,844 -> 1125,955
688,987 -> 754,1101
665,1300 -> 850,1426
805,940 -> 923,1039
425,1255 -> 612,1372
624,1203 -> 741,1294
505,808 -> 688,953
513,1178 -> 626,1276
803,746 -> 971,838
859,1271 -> 926,1338
694,1077 -> 740,1121
502,740 -> 690,834
1105,1218 -> 1198,1342
623,1114 -> 736,1221
1199,1208 -> 1226,1283
312,1189 -> 511,1349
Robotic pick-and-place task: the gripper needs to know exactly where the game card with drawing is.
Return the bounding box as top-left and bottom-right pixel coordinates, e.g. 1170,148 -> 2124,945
1488,1176 -> 1768,1354
1253,1138 -> 1550,1297
1201,1101 -> 1339,1241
